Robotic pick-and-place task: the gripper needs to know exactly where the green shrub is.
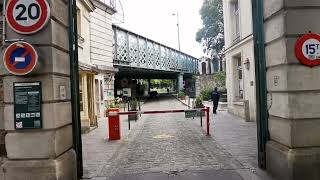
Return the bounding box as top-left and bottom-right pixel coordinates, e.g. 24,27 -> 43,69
108,101 -> 120,108
178,91 -> 185,98
200,88 -> 213,101
195,96 -> 204,108
214,71 -> 226,89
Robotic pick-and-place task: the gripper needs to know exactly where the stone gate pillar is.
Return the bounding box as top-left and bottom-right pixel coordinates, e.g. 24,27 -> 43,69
264,1 -> 320,180
0,0 -> 77,179
178,73 -> 184,91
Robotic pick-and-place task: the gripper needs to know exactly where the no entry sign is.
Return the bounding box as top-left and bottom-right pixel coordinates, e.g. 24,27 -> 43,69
295,33 -> 320,67
3,41 -> 38,75
6,0 -> 50,34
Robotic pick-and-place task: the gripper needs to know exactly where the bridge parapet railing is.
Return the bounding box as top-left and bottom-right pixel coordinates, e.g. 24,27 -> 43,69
113,25 -> 199,74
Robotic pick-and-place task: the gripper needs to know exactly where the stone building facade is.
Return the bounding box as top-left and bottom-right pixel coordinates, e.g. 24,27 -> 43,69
77,0 -> 97,132
198,56 -> 223,75
223,0 -> 256,121
77,0 -> 116,132
263,1 -> 320,180
90,0 -> 117,118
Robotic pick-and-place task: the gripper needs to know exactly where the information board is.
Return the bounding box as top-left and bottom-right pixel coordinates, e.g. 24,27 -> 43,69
185,109 -> 197,118
14,82 -> 42,129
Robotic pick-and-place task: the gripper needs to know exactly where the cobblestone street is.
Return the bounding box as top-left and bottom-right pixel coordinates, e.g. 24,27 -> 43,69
82,96 -> 274,180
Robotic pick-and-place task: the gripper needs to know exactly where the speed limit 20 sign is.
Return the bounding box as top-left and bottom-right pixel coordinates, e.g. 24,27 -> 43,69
6,0 -> 51,34
295,33 -> 320,67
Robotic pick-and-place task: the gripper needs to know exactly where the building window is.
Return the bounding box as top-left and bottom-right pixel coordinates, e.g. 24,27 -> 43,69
202,62 -> 207,74
76,8 -> 81,36
213,59 -> 219,73
79,74 -> 84,112
232,0 -> 240,42
237,57 -> 243,99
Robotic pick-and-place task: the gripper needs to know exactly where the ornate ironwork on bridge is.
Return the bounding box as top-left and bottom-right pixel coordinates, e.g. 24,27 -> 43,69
113,25 -> 199,74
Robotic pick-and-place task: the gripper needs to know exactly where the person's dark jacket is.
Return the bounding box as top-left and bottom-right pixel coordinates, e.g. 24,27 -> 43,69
211,90 -> 220,105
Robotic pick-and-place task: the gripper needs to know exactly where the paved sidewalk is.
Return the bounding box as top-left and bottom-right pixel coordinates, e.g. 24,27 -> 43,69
82,96 -> 274,180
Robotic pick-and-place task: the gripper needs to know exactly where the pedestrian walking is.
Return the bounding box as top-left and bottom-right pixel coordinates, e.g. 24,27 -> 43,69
211,87 -> 220,114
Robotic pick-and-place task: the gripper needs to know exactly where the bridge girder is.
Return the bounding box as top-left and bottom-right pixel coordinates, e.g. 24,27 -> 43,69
113,25 -> 199,76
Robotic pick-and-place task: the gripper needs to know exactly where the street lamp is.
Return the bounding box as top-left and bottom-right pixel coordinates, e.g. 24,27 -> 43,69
172,12 -> 181,51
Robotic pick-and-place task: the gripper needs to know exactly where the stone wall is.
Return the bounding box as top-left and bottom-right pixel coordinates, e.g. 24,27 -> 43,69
0,0 -> 77,179
264,0 -> 320,180
195,74 -> 217,97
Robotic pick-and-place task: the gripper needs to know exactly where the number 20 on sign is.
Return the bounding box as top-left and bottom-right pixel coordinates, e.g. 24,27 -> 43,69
6,0 -> 51,34
295,33 -> 320,67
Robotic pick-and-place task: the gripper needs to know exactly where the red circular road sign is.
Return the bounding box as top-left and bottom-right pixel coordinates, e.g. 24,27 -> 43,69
295,33 -> 320,67
6,0 -> 50,34
3,42 -> 38,75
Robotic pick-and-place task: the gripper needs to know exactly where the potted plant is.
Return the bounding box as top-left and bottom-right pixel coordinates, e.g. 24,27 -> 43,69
178,90 -> 186,100
194,96 -> 205,117
128,98 -> 139,121
105,100 -> 120,117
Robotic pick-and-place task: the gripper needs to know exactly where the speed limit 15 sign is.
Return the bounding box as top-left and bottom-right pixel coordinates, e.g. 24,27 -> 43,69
6,0 -> 51,34
295,33 -> 320,67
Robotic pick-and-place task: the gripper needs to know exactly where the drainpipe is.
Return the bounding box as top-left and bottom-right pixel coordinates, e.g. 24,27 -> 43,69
69,0 -> 83,178
252,0 -> 269,169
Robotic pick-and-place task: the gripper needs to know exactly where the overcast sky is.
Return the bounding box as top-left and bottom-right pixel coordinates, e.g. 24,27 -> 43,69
114,0 -> 205,58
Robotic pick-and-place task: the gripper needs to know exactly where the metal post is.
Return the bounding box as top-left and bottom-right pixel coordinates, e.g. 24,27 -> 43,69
128,117 -> 131,130
172,12 -> 181,51
69,0 -> 83,178
252,0 -> 268,169
139,98 -> 141,117
200,111 -> 203,127
206,107 -> 210,136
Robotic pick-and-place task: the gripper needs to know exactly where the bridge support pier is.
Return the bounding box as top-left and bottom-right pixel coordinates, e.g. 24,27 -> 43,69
147,79 -> 151,94
178,73 -> 184,92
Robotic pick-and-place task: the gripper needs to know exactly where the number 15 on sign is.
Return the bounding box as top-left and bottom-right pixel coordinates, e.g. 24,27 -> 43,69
304,42 -> 320,60
6,0 -> 51,34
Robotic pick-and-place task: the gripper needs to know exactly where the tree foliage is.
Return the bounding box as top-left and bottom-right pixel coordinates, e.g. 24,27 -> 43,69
151,79 -> 173,89
196,0 -> 224,58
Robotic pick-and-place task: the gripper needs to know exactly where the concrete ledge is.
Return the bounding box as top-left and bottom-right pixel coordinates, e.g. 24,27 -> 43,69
3,75 -> 71,103
269,116 -> 320,148
1,149 -> 77,180
266,141 -> 320,180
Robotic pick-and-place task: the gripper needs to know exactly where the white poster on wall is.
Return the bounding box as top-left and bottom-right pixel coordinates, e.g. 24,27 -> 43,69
123,88 -> 132,97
